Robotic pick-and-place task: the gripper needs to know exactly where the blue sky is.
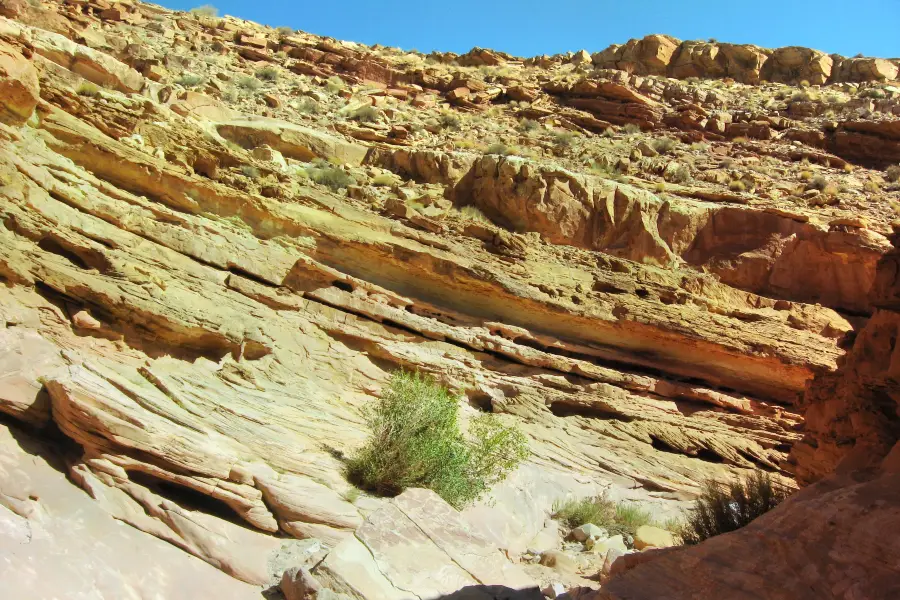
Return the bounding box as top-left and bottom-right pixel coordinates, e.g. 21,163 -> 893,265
159,1 -> 899,59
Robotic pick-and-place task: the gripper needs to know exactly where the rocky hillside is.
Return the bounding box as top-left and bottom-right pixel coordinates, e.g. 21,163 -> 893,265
0,0 -> 898,598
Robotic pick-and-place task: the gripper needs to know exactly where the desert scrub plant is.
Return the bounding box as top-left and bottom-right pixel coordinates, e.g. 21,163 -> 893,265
346,371 -> 528,508
176,73 -> 205,88
255,66 -> 279,82
460,205 -> 491,224
485,142 -> 514,155
886,165 -> 900,183
553,493 -> 654,539
652,137 -> 678,154
518,118 -> 541,133
189,4 -> 218,18
296,97 -> 320,114
679,470 -> 789,545
325,76 -> 345,94
307,161 -> 355,191
76,81 -> 100,97
808,175 -> 829,191
438,112 -> 462,131
622,123 -> 641,135
240,165 -> 260,179
728,179 -> 747,192
351,105 -> 381,123
236,75 -> 262,92
552,130 -> 577,149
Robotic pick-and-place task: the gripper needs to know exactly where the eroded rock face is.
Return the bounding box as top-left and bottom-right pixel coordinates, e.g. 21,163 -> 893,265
592,234 -> 900,600
0,1 -> 896,598
0,40 -> 39,124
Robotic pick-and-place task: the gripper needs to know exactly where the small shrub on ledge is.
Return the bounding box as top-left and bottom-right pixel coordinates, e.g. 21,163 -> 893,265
346,370 -> 528,509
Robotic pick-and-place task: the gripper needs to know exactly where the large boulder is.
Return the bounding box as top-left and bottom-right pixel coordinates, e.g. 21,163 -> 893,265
0,40 -> 39,125
761,46 -> 834,85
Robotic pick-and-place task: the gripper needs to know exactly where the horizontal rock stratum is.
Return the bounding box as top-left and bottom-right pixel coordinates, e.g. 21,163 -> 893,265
0,0 -> 898,598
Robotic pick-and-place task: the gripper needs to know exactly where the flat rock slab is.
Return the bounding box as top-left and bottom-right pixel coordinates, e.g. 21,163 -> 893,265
315,489 -> 536,599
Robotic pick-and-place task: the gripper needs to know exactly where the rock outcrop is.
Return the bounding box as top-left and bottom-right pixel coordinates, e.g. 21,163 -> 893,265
0,1 -> 897,598
591,232 -> 900,600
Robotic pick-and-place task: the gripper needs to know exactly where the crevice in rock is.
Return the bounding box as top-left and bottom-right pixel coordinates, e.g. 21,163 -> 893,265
127,470 -> 250,527
548,401 -> 634,422
37,236 -> 114,273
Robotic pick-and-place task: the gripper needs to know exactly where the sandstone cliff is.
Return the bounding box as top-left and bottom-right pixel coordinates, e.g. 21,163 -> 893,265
0,0 -> 897,598
593,232 -> 900,600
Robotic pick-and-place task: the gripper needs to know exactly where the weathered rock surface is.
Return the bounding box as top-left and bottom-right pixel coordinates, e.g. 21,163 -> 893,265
0,1 -> 897,598
593,233 -> 900,600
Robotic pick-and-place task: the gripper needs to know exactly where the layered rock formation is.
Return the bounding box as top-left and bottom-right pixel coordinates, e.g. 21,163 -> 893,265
0,1 -> 897,598
593,232 -> 900,600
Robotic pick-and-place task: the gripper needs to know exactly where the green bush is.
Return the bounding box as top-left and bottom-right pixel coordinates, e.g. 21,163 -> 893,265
485,142 -> 513,156
680,470 -> 789,545
438,112 -> 462,131
308,164 -> 355,191
552,130 -> 577,148
808,175 -> 829,191
297,97 -> 320,114
255,66 -> 279,82
886,165 -> 900,183
518,118 -> 541,133
460,205 -> 491,224
76,81 -> 100,97
325,76 -> 345,94
652,137 -> 678,154
622,123 -> 641,135
176,74 -> 205,88
553,493 -> 654,539
346,371 -> 528,508
236,76 -> 262,91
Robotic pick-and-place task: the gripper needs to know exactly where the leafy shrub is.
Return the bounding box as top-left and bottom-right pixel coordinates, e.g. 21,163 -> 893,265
680,470 -> 789,545
553,493 -> 654,539
728,179 -> 747,192
76,81 -> 99,97
886,165 -> 900,183
255,66 -> 279,82
622,123 -> 641,135
189,4 -> 218,18
236,76 -> 262,91
275,26 -> 294,36
652,137 -> 678,154
346,371 -> 528,508
176,74 -> 205,88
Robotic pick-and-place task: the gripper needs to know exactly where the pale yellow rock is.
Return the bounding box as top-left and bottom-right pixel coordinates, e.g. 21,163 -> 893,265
633,525 -> 675,550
